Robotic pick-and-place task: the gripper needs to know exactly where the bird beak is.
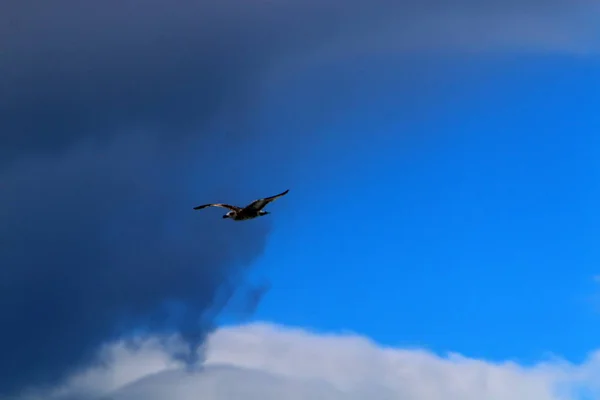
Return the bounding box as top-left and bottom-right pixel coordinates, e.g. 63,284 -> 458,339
222,214 -> 229,219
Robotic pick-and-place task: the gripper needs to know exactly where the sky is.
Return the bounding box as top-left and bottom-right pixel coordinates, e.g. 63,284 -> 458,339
251,54 -> 600,363
2,0 -> 600,399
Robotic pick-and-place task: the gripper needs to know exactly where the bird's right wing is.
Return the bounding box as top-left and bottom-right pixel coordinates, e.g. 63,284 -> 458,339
246,189 -> 290,211
193,203 -> 241,211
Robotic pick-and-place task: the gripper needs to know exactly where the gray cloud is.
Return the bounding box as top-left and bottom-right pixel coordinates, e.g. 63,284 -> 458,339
0,131 -> 274,397
1,0 -> 598,397
106,366 -> 354,400
29,323 -> 600,400
2,0 -> 596,161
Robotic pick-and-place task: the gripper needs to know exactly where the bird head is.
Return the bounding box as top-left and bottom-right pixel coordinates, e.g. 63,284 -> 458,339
223,211 -> 236,219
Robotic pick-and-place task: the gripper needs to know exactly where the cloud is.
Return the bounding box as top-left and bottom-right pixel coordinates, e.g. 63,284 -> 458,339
0,129 -> 277,397
19,322 -> 600,400
2,0 -> 599,397
2,0 -> 599,160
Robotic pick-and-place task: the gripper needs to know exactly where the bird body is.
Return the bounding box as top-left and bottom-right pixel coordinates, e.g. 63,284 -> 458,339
193,189 -> 289,221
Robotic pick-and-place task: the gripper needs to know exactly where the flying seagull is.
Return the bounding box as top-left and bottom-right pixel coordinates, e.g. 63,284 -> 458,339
193,189 -> 289,221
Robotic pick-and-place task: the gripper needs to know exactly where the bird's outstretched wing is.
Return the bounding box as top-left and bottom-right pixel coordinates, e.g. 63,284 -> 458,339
245,189 -> 289,211
193,203 -> 242,211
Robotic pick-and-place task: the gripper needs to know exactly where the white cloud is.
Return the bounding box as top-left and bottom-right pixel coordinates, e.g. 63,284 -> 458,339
18,322 -> 600,400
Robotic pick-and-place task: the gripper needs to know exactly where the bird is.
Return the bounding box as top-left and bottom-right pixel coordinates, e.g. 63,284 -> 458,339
193,189 -> 289,221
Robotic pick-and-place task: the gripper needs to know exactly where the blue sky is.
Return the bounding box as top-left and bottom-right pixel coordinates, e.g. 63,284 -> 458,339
244,53 -> 600,364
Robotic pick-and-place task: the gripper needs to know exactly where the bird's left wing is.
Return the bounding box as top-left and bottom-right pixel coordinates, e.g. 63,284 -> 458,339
246,189 -> 289,211
193,203 -> 241,211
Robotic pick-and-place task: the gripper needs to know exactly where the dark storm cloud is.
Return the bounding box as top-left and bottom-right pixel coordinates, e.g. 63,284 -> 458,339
0,0 -> 596,398
0,0 -> 354,163
1,0 -> 592,161
0,131 -> 274,397
0,0 -> 339,395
